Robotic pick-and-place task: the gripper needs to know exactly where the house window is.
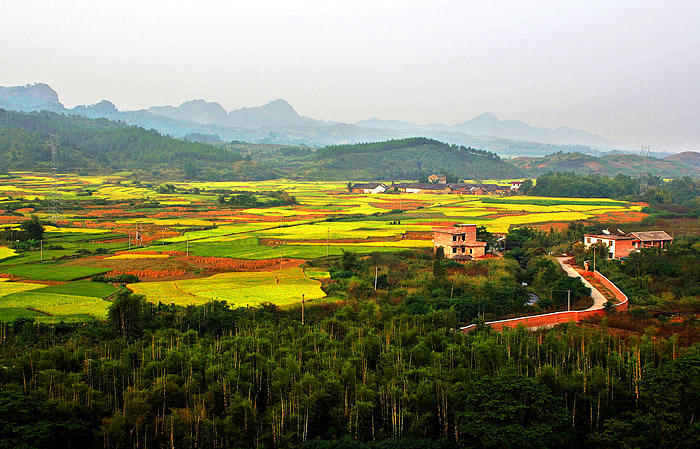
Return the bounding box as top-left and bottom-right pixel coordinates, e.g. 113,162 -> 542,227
469,248 -> 473,254
452,236 -> 457,241
586,238 -> 591,244
452,247 -> 457,253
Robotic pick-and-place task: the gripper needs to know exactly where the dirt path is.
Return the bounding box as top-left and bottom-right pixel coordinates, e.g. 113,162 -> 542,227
556,257 -> 607,310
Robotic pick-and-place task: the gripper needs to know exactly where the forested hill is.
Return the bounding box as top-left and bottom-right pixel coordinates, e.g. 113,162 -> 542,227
510,151 -> 700,177
0,109 -> 271,179
300,137 -> 523,180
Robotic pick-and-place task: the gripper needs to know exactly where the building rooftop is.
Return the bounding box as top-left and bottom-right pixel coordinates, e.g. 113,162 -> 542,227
630,231 -> 674,241
433,224 -> 477,233
352,183 -> 385,189
396,182 -> 450,190
584,234 -> 635,240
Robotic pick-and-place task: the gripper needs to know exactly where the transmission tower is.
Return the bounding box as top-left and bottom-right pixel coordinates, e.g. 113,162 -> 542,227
49,135 -> 63,221
639,145 -> 650,195
134,221 -> 143,246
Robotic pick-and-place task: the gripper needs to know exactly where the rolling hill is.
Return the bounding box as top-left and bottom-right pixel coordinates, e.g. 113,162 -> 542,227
295,137 -> 524,181
0,109 -> 279,180
510,151 -> 700,178
664,151 -> 700,169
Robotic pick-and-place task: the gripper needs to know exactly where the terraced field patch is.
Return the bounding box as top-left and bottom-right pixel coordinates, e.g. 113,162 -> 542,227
0,291 -> 111,320
1,264 -> 111,281
106,254 -> 171,260
0,247 -> 17,261
129,266 -> 325,307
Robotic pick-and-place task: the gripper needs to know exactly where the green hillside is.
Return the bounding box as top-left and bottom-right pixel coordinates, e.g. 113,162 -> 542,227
511,151 -> 700,177
299,137 -> 523,180
0,109 -> 281,180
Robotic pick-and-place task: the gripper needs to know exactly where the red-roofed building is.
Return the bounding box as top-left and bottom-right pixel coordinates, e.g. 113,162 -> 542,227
584,234 -> 636,259
433,224 -> 487,260
584,230 -> 674,259
629,231 -> 674,250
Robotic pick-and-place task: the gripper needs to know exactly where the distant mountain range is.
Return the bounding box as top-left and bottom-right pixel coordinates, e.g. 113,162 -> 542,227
0,83 -> 625,157
355,113 -> 615,148
0,105 -> 697,181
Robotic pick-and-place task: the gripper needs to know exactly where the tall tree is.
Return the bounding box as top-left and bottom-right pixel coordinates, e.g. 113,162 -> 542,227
19,215 -> 44,241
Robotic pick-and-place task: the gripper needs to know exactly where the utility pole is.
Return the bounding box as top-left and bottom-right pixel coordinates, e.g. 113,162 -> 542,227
326,227 -> 329,258
186,236 -> 189,257
567,289 -> 571,311
40,240 -> 43,262
128,231 -> 131,250
279,242 -> 284,270
374,266 -> 379,290
301,294 -> 305,325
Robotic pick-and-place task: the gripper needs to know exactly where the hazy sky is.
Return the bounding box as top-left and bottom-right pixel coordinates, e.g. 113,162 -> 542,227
1,0 -> 699,151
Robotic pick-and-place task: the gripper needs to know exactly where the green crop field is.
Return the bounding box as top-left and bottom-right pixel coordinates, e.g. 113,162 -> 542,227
0,291 -> 111,321
0,280 -> 118,322
0,264 -> 111,281
33,281 -> 121,298
129,267 -> 325,307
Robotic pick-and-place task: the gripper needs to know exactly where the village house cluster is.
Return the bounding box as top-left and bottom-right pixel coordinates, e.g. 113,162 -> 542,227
349,176 -> 523,195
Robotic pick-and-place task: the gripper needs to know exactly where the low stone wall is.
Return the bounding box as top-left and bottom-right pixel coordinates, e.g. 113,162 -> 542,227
591,270 -> 629,311
461,270 -> 629,333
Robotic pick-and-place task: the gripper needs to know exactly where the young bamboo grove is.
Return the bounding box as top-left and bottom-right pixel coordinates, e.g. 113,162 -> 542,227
0,300 -> 698,449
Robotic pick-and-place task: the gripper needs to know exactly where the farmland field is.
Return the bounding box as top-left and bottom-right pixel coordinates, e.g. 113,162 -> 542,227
0,173 -> 648,320
128,267 -> 325,307
0,290 -> 111,320
1,264 -> 111,281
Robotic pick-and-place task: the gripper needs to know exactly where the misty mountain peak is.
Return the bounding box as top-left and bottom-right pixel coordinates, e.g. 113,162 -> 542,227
92,100 -> 118,112
147,99 -> 228,124
258,99 -> 299,117
475,112 -> 499,120
0,82 -> 61,110
227,98 -> 303,129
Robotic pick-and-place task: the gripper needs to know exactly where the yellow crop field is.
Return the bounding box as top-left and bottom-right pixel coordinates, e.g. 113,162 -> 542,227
129,267 -> 325,307
44,226 -> 111,234
255,222 -> 413,240
287,239 -> 433,248
304,269 -> 330,279
0,291 -> 110,319
164,223 -> 283,242
0,247 -> 18,260
484,211 -> 590,232
0,280 -> 45,296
